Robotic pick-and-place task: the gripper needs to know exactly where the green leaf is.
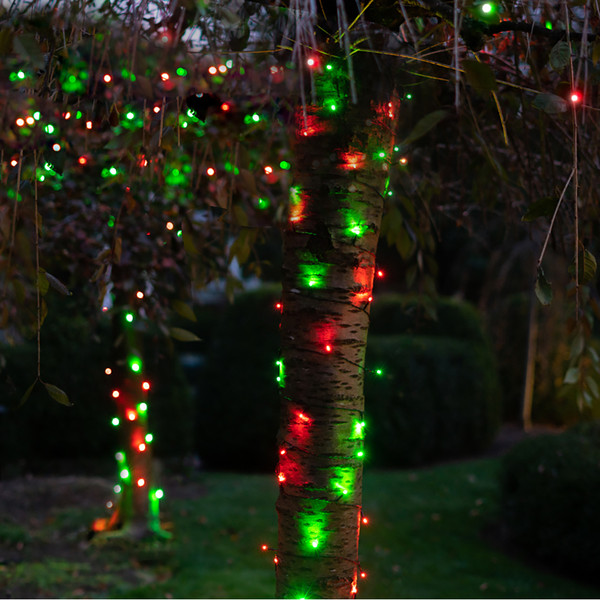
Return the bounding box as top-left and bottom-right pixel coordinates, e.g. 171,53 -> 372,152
532,93 -> 567,114
585,375 -> 599,399
13,34 -> 44,69
172,300 -> 197,322
18,379 -> 38,406
462,59 -> 497,95
43,382 -> 72,406
563,366 -> 579,385
402,110 -> 448,146
569,249 -> 597,284
549,41 -> 571,71
535,267 -> 553,305
37,269 -> 49,296
169,327 -> 201,342
522,196 -> 558,221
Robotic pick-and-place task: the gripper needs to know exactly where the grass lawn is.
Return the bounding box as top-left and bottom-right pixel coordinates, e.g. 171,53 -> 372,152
1,458 -> 598,598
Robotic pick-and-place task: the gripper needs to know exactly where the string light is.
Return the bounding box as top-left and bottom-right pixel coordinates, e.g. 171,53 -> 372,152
86,120 -> 93,129
112,390 -> 120,398
208,66 -> 218,75
103,74 -> 112,83
570,91 -> 582,103
137,478 -> 145,487
136,290 -> 144,299
127,409 -> 137,421
10,159 -> 18,167
218,64 -> 227,73
15,118 -> 25,127
138,443 -> 146,452
206,167 -> 216,176
25,116 -> 35,125
78,156 -> 88,165
111,417 -> 120,426
161,72 -> 170,81
166,221 -> 174,230
142,381 -> 151,391
52,143 -> 61,151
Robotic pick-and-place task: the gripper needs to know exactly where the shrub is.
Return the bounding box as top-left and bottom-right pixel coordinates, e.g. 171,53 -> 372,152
500,423 -> 600,581
365,334 -> 501,466
197,284 -> 281,471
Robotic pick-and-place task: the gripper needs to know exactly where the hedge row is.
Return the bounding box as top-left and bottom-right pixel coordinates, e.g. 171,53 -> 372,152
500,421 -> 600,581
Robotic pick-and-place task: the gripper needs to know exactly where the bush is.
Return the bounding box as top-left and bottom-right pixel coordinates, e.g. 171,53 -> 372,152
500,423 -> 600,581
365,334 -> 501,466
197,284 -> 281,471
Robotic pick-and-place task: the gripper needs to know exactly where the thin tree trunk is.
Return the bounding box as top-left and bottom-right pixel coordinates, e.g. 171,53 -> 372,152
276,100 -> 393,597
522,287 -> 538,432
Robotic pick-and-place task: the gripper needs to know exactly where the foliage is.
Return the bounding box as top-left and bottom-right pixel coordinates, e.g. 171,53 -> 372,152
365,332 -> 501,466
500,422 -> 600,582
196,284 -> 282,471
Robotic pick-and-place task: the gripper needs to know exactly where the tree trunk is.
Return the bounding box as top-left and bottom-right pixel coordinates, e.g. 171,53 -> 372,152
275,98 -> 394,597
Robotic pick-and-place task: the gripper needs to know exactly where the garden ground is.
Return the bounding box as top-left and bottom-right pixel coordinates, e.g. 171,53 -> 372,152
0,425 -> 598,599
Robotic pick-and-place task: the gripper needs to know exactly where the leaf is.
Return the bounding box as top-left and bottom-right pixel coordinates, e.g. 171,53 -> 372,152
13,34 -> 44,69
402,110 -> 448,146
549,41 -> 571,71
585,376 -> 599,399
532,93 -> 567,114
172,300 -> 197,322
43,382 -> 72,406
568,249 -> 597,284
169,327 -> 201,342
535,267 -> 553,305
45,272 -> 71,295
37,269 -> 49,296
462,59 -> 497,95
18,379 -> 38,407
521,196 -> 558,221
113,237 -> 122,264
563,366 -> 579,385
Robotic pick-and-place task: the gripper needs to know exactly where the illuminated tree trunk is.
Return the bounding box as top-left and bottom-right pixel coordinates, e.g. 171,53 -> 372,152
93,309 -> 166,539
275,99 -> 395,597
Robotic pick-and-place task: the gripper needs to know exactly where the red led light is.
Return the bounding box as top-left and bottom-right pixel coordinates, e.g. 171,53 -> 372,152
142,381 -> 151,391
166,221 -> 174,230
274,556 -> 279,564
360,571 -> 367,579
306,57 -> 317,68
275,302 -> 282,310
15,118 -> 25,127
25,116 -> 35,125
208,66 -> 218,75
362,516 -> 369,525
399,157 -> 408,165
153,105 -> 161,113
264,165 -> 273,175
206,167 -> 215,176
325,344 -> 332,353
368,296 -> 373,302
298,412 -> 310,422
221,102 -> 230,111
570,91 -> 582,103
351,583 -> 358,594
10,159 -> 18,167
137,478 -> 145,487
63,111 -> 71,119
112,390 -> 120,398
160,72 -> 170,81
376,270 -> 384,278
261,544 -> 268,551
280,448 -> 286,455
78,156 -> 88,165
103,74 -> 112,83
105,368 -> 112,375
277,472 -> 286,483
136,291 -> 144,299
127,410 -> 137,421
85,120 -> 93,129
138,443 -> 146,452
218,64 -> 227,73
52,143 -> 61,152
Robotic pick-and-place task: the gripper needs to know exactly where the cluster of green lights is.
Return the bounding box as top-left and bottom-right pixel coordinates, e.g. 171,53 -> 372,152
345,211 -> 369,238
120,68 -> 136,81
244,113 -> 261,125
298,261 -> 330,289
101,166 -> 120,178
280,160 -> 291,170
276,359 -> 286,387
353,420 -> 366,440
108,215 -> 116,228
298,501 -> 329,553
176,67 -> 188,77
9,70 -> 27,81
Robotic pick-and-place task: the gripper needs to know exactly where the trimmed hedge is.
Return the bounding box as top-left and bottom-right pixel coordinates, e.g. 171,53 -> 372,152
197,284 -> 281,471
365,334 -> 501,466
500,422 -> 600,582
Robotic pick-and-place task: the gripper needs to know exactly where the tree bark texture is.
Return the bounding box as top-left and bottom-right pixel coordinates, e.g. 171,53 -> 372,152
276,96 -> 396,598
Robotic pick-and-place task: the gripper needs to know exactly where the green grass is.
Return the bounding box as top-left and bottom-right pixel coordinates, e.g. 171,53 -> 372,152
2,459 -> 599,598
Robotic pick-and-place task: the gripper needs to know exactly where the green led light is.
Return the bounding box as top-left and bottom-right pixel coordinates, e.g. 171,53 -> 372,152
120,468 -> 130,480
145,433 -> 154,443
44,162 -> 53,171
172,168 -> 180,176
126,112 -> 134,120
394,146 -> 400,152
108,216 -> 115,228
252,113 -> 260,122
114,484 -> 122,493
177,230 -> 183,237
112,417 -> 120,426
257,197 -> 270,209
299,261 -> 329,289
17,70 -> 26,79
176,67 -> 188,76
330,104 -> 337,111
182,121 -> 188,128
226,59 -> 233,69
109,166 -> 118,175
276,358 -> 286,388
125,312 -> 134,323
76,111 -> 82,119
375,368 -> 383,376
387,191 -> 393,196
545,20 -> 552,30
44,124 -> 55,134
137,402 -> 148,413
357,450 -> 364,458
326,64 -> 333,70
280,160 -> 291,170
311,539 -> 319,548
155,489 -> 164,499
480,2 -> 493,13
33,111 -> 41,120
129,358 -> 142,373
377,151 -> 386,159
9,72 -> 18,82
68,75 -> 77,83
115,451 -> 125,462
406,93 -> 412,100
